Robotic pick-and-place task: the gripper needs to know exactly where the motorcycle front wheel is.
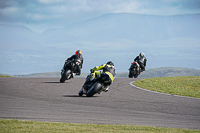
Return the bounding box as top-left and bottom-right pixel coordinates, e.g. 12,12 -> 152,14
129,70 -> 134,78
78,88 -> 83,96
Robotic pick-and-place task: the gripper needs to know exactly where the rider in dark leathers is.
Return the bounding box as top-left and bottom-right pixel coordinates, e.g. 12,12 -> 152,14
134,52 -> 147,72
62,50 -> 83,76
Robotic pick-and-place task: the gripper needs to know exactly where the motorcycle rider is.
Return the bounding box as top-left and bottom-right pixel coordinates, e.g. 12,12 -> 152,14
134,52 -> 147,73
83,61 -> 116,93
62,50 -> 83,77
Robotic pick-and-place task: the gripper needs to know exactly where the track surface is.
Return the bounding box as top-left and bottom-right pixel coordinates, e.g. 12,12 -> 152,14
0,77 -> 200,130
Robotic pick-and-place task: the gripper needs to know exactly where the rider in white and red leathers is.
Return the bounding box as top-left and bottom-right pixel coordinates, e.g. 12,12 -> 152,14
134,52 -> 147,72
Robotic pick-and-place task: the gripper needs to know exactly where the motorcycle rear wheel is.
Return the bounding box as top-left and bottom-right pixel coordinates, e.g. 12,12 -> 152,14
86,82 -> 102,97
60,70 -> 71,83
134,74 -> 139,78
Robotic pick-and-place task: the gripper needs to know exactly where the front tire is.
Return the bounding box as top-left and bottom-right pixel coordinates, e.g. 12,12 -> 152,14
129,70 -> 134,78
78,88 -> 83,96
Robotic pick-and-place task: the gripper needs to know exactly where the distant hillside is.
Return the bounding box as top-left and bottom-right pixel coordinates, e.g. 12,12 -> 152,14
140,67 -> 200,78
1,13 -> 200,76
17,72 -> 61,78
42,13 -> 200,43
118,67 -> 200,78
17,67 -> 200,78
16,72 -> 89,78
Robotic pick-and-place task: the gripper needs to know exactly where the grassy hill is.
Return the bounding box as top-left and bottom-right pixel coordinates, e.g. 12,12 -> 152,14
16,67 -> 200,78
139,67 -> 200,78
118,67 -> 200,78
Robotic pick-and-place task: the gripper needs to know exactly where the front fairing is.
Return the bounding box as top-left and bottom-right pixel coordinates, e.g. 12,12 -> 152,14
130,64 -> 137,70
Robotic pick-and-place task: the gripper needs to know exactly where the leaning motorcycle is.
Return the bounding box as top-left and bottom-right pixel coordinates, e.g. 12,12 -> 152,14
60,59 -> 81,83
78,72 -> 111,97
128,61 -> 141,78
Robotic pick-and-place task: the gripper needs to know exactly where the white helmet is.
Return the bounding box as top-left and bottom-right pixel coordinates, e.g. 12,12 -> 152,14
139,52 -> 145,57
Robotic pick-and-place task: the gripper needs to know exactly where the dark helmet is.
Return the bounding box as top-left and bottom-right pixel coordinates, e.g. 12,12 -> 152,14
75,50 -> 82,58
107,61 -> 114,66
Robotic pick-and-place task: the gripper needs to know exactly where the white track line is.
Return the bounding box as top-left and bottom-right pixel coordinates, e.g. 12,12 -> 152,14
129,81 -> 200,100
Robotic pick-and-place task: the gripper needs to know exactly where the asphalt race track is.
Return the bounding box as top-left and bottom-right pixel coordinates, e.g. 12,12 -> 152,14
0,77 -> 200,130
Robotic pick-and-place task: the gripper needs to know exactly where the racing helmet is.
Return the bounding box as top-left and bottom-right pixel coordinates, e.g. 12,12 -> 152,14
75,50 -> 82,57
107,61 -> 114,66
139,52 -> 145,57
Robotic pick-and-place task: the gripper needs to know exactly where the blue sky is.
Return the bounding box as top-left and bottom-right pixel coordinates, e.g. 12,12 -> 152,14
0,0 -> 200,32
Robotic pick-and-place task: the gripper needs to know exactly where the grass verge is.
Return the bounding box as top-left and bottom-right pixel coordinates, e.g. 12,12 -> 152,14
134,76 -> 200,98
0,75 -> 13,77
0,119 -> 199,133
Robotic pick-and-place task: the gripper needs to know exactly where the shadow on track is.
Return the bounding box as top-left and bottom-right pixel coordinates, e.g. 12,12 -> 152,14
62,95 -> 80,97
42,82 -> 60,83
62,95 -> 99,98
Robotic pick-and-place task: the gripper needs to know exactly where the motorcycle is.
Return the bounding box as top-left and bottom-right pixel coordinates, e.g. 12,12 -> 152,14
78,72 -> 112,97
128,61 -> 141,78
60,59 -> 81,83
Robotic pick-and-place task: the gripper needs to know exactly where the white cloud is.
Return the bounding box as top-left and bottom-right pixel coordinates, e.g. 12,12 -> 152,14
110,1 -> 143,13
11,60 -> 16,63
26,13 -> 49,20
0,6 -> 21,16
0,0 -> 200,32
37,0 -> 65,4
1,0 -> 200,19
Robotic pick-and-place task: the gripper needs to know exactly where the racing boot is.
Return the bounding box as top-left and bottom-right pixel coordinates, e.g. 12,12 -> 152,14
83,87 -> 87,94
61,69 -> 64,74
71,72 -> 75,78
103,86 -> 109,92
98,86 -> 109,94
76,72 -> 80,75
141,68 -> 145,72
137,68 -> 140,75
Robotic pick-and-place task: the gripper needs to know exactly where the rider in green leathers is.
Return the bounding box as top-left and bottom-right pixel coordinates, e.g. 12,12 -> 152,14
83,61 -> 116,93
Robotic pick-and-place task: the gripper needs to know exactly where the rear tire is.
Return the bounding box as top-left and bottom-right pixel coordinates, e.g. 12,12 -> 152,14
129,70 -> 134,78
134,74 -> 139,78
86,82 -> 102,97
60,76 -> 65,83
133,68 -> 139,78
60,70 -> 71,83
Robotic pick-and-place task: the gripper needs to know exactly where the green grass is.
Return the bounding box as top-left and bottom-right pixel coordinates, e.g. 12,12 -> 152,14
134,76 -> 200,98
0,119 -> 199,133
0,75 -> 12,77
